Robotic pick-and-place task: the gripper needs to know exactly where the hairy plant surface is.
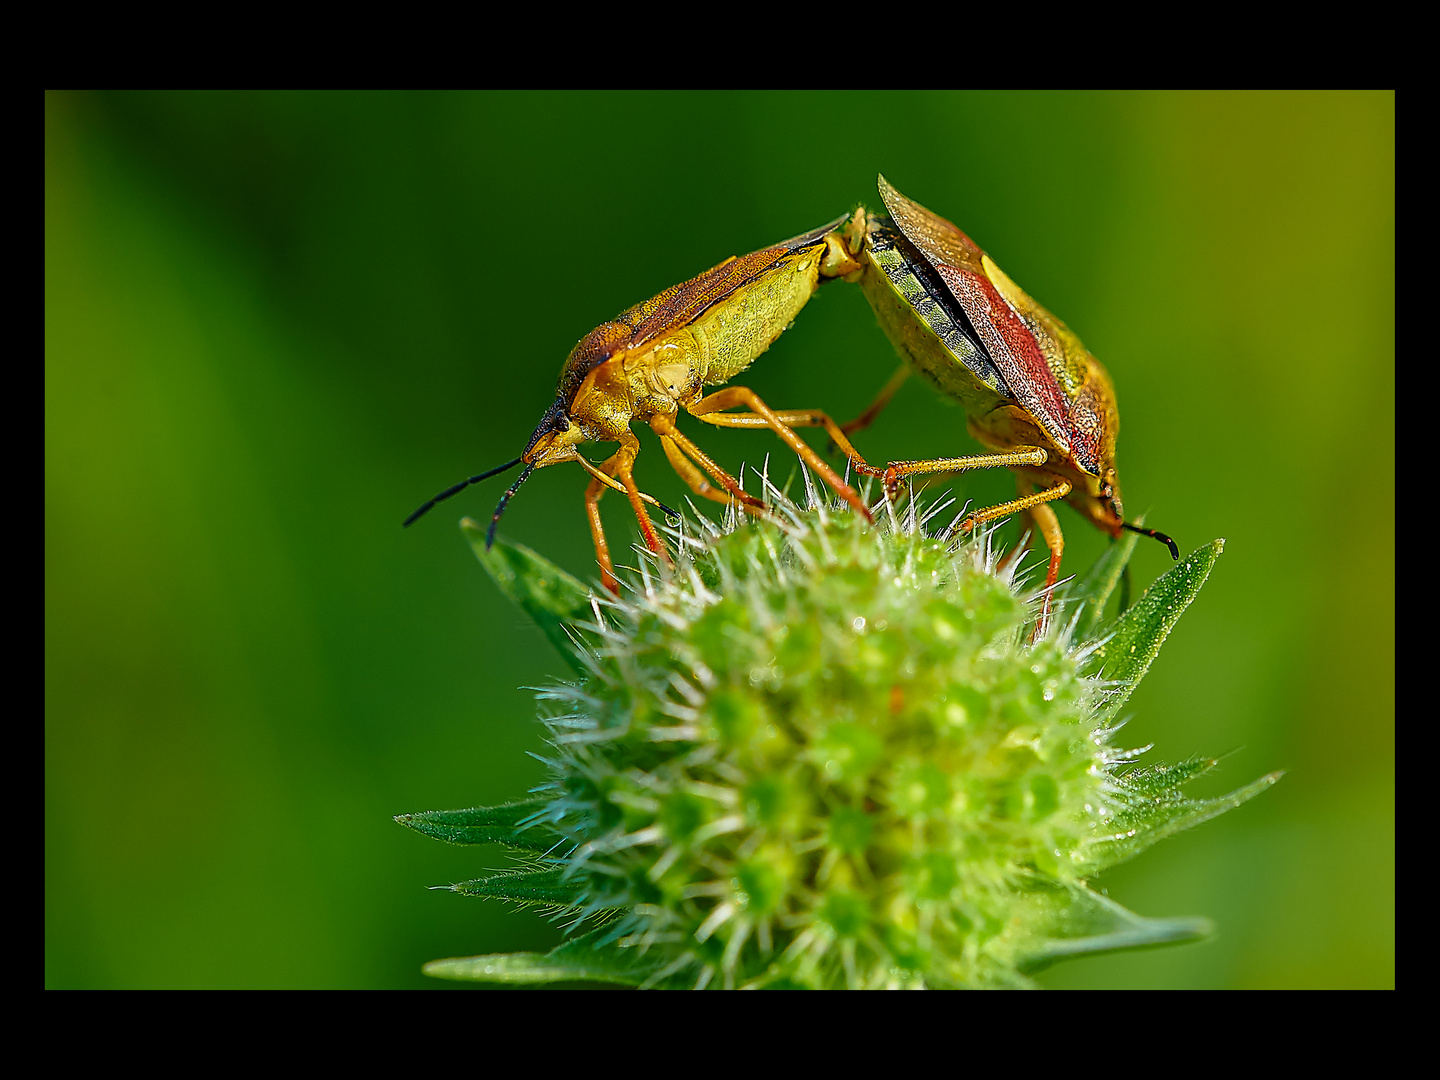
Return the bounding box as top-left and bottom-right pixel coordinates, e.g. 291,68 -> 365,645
398,483 -> 1278,988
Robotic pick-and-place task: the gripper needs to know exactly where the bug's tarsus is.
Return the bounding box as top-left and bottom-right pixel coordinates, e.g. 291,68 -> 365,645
486,463 -> 537,549
404,456 -> 525,528
1123,521 -> 1180,561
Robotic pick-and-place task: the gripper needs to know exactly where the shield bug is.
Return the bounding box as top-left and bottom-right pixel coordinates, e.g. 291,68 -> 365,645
405,213 -> 877,595
842,175 -> 1178,611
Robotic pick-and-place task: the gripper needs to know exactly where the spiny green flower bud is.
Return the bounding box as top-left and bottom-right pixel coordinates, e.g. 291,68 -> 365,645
398,481 -> 1279,989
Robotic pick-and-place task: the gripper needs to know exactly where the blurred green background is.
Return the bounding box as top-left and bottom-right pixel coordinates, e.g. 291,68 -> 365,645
45,90 -> 1393,989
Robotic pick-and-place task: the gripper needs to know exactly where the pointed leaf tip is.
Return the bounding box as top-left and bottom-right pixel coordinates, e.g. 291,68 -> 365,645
1089,540 -> 1224,719
422,927 -> 674,986
449,867 -> 582,905
394,799 -> 557,850
461,518 -> 600,675
424,953 -> 560,983
1093,768 -> 1284,867
1017,884 -> 1215,974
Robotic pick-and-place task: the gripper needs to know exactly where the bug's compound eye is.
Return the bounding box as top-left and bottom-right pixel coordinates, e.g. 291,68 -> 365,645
556,415 -> 572,432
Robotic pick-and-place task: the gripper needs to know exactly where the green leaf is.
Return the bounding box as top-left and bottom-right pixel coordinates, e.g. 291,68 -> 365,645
394,798 -> 557,850
1093,770 -> 1284,866
422,926 -> 678,986
1016,882 -> 1213,974
445,867 -> 583,906
462,518 -> 599,675
1088,539 -> 1224,720
1069,522 -> 1143,640
1112,756 -> 1219,798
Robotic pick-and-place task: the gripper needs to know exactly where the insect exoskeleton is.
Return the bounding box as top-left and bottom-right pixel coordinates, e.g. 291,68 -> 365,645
842,175 -> 1177,611
405,212 -> 881,595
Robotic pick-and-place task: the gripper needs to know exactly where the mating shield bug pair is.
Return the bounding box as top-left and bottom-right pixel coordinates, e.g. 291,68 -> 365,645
406,176 -> 1178,604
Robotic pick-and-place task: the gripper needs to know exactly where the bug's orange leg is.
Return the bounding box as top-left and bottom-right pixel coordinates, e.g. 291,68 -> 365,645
1022,497 -> 1065,637
839,363 -> 910,437
686,387 -> 875,521
612,436 -> 666,559
1027,497 -> 1064,594
955,478 -> 1070,634
995,477 -> 1041,577
881,446 -> 1050,500
583,469 -> 620,596
584,434 -> 667,594
572,452 -> 673,515
956,479 -> 1069,557
649,413 -> 767,514
698,405 -> 878,470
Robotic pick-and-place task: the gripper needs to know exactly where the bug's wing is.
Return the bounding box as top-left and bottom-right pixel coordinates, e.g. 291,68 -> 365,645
558,255 -> 787,397
876,175 -> 1076,458
975,254 -> 1116,474
623,212 -> 851,352
863,216 -> 1012,407
558,214 -> 850,403
621,251 -> 786,347
774,211 -> 854,253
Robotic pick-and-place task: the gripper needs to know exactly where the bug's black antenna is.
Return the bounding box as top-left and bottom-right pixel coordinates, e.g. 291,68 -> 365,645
486,463 -> 537,549
1122,521 -> 1180,561
403,457 -> 524,527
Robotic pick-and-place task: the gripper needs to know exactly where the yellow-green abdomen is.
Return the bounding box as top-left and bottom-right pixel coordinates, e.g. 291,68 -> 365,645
689,245 -> 826,386
860,219 -> 1011,419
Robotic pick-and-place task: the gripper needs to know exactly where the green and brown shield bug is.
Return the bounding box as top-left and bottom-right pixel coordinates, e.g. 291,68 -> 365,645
839,175 -> 1178,618
404,213 -> 879,595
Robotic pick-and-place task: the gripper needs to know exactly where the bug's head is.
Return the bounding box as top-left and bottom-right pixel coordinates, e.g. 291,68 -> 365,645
401,398 -> 589,544
1098,467 -> 1124,527
520,398 -> 588,467
521,349 -> 643,472
1093,467 -> 1181,562
404,323 -> 649,548
473,398 -> 597,550
1066,466 -> 1124,536
494,368 -> 650,546
1070,468 -> 1179,562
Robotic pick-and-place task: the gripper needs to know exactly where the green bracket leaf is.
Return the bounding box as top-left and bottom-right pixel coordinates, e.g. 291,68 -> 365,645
446,867 -> 583,906
1094,770 -> 1284,866
394,798 -> 557,851
1016,883 -> 1213,974
1088,539 -> 1224,720
462,518 -> 600,675
423,926 -> 676,987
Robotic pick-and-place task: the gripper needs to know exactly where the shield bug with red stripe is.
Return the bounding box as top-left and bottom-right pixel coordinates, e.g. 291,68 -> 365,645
836,176 -> 1177,620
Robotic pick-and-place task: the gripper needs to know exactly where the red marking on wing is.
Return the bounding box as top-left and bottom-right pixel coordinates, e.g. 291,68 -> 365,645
934,264 -> 1073,456
1065,395 -> 1102,474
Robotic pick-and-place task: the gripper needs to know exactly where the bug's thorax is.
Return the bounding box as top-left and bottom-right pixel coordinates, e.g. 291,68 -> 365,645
530,342 -> 703,462
591,346 -> 701,425
621,339 -> 705,412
